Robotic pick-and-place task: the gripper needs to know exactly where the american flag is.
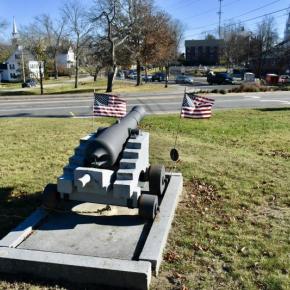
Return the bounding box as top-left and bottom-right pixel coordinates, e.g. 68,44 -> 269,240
181,93 -> 214,119
93,93 -> 127,118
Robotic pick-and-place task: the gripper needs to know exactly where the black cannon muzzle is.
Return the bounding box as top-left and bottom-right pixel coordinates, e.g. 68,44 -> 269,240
86,106 -> 146,168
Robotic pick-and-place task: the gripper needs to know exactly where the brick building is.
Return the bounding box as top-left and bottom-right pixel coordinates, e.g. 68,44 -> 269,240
185,39 -> 224,65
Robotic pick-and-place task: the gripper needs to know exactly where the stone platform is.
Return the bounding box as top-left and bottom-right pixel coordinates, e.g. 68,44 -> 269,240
0,173 -> 183,290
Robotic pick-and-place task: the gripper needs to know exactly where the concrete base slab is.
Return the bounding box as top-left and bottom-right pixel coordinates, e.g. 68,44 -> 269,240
0,247 -> 151,290
18,204 -> 149,260
0,173 -> 183,290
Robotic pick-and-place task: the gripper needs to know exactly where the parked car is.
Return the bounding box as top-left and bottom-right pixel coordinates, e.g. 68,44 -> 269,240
266,74 -> 279,85
116,70 -> 125,80
124,69 -> 136,78
243,72 -> 255,83
175,75 -> 194,84
142,74 -> 152,82
278,75 -> 290,84
207,72 -> 233,85
152,72 -> 166,82
127,73 -> 137,80
22,79 -> 37,88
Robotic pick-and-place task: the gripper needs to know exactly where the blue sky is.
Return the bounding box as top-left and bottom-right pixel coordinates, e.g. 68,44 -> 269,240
0,0 -> 289,47
155,0 -> 289,40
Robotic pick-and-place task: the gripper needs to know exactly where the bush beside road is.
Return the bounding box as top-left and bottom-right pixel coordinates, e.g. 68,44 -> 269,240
0,109 -> 289,289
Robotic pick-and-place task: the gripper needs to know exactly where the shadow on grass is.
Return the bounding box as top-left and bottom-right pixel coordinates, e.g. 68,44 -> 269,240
0,272 -> 134,290
0,188 -> 42,238
0,91 -> 35,96
0,113 -> 78,118
256,107 -> 290,112
0,187 -> 14,202
48,88 -> 102,95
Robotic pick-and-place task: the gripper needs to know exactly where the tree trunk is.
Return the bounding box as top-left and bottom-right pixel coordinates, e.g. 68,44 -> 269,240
39,62 -> 44,95
107,37 -> 116,92
74,56 -> 79,89
165,64 -> 169,88
106,70 -> 114,92
106,65 -> 116,93
144,65 -> 148,83
94,67 -> 99,82
54,57 -> 58,80
136,59 -> 141,86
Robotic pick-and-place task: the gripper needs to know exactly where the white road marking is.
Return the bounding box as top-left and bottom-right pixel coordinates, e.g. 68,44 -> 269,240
260,100 -> 290,104
1,97 -> 289,113
244,95 -> 260,99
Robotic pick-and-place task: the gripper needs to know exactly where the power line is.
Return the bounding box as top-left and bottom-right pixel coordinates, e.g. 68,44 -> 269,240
185,0 -> 283,31
228,0 -> 282,20
185,11 -> 289,39
185,6 -> 289,35
163,0 -> 202,11
186,0 -> 241,19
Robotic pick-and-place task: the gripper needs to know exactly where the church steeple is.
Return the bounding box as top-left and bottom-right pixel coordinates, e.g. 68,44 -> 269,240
12,17 -> 19,46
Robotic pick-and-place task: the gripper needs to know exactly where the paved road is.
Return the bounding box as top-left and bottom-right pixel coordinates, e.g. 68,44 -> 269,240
0,90 -> 289,118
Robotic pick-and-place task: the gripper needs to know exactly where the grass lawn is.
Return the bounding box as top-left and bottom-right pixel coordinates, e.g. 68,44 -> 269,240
0,109 -> 289,289
0,78 -> 169,96
0,82 -> 22,89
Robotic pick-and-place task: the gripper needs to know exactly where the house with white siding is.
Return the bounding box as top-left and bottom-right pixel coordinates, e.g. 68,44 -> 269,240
56,46 -> 75,69
0,18 -> 43,82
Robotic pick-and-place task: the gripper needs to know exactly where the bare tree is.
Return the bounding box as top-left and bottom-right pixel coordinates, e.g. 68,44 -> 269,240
276,44 -> 290,74
84,38 -> 110,82
35,14 -> 66,79
91,0 -> 133,92
0,19 -> 8,38
254,16 -> 278,76
222,23 -> 250,68
0,42 -> 13,63
0,19 -> 9,63
125,0 -> 153,86
62,0 -> 92,88
20,24 -> 47,94
163,18 -> 184,88
135,10 -> 182,87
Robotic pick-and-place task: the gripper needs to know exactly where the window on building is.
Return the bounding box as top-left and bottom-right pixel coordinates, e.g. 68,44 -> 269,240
206,46 -> 210,55
198,46 -> 203,55
191,47 -> 196,57
9,64 -> 15,70
15,54 -> 20,60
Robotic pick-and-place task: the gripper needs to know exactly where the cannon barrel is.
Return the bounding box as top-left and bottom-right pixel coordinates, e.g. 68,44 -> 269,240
88,106 -> 146,168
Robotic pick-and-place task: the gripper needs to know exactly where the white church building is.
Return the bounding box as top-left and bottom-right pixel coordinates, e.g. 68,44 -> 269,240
0,18 -> 43,82
0,47 -> 42,82
0,18 -> 75,82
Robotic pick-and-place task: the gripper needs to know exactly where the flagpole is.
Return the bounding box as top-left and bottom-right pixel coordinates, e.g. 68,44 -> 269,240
169,87 -> 186,173
173,87 -> 186,150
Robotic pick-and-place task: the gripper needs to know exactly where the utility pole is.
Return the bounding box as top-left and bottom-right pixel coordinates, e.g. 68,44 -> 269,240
218,0 -> 223,39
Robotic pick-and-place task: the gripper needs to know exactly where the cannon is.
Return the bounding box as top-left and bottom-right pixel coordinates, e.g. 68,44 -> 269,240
42,106 -> 167,219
